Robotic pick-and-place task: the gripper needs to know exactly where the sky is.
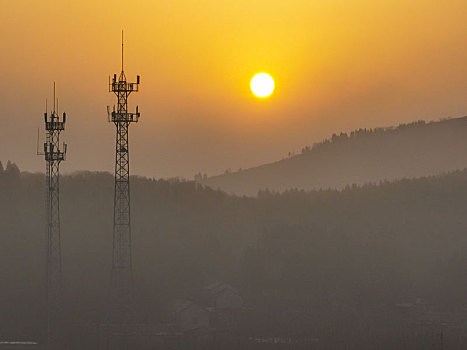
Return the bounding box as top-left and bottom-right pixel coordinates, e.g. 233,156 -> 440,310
0,0 -> 466,179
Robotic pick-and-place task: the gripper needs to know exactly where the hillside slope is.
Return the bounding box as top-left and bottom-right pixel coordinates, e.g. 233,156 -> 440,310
201,116 -> 467,195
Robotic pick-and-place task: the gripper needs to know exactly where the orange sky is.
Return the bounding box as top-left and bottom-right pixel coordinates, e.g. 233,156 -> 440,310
0,0 -> 466,178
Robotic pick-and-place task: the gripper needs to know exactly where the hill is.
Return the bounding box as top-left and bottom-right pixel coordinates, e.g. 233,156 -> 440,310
200,116 -> 467,196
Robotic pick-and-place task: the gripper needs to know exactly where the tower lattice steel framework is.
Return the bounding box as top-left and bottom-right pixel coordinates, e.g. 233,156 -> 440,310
40,83 -> 67,347
107,32 -> 140,324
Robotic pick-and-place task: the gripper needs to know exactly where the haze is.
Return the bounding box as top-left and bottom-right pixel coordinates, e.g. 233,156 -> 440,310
1,0 -> 466,178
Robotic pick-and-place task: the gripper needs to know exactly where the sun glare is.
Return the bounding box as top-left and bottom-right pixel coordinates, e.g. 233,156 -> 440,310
251,73 -> 274,98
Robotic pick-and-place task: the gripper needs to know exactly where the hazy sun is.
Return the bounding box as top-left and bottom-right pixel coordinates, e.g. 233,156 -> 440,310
251,73 -> 274,98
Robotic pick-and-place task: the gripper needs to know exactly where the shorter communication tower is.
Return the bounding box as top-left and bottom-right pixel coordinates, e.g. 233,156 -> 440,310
38,83 -> 67,347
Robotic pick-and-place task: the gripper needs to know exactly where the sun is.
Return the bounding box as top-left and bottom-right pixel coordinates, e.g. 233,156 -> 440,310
250,73 -> 274,98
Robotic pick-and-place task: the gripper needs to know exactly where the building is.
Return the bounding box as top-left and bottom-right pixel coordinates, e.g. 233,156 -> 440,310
204,282 -> 244,310
168,300 -> 210,332
204,282 -> 244,330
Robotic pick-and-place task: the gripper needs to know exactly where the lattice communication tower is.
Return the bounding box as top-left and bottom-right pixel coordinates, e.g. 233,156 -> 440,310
107,32 -> 140,324
39,83 -> 67,347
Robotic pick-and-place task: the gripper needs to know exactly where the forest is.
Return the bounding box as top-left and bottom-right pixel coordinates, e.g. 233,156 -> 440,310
1,161 -> 466,348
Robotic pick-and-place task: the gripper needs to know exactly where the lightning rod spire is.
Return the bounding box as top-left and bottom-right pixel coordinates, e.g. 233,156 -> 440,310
121,30 -> 124,72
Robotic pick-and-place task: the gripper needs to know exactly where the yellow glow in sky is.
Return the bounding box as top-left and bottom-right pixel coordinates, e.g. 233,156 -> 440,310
0,0 -> 466,178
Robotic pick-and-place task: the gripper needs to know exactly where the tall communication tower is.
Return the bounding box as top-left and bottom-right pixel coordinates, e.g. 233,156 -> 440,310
107,31 -> 140,324
39,83 -> 67,347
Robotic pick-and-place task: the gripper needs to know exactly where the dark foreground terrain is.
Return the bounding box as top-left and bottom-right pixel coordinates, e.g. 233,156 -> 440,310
0,161 -> 466,349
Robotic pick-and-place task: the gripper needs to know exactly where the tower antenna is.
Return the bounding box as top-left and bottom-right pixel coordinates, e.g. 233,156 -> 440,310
53,82 -> 56,113
106,32 -> 141,349
121,30 -> 124,72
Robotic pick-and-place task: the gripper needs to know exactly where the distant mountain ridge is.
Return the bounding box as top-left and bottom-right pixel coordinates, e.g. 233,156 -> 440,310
200,116 -> 467,196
